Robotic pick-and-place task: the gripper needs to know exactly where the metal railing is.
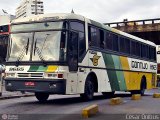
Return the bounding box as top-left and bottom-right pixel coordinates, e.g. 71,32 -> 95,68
104,18 -> 160,28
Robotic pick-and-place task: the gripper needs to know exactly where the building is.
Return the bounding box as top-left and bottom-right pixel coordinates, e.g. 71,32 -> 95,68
0,15 -> 15,26
16,0 -> 44,19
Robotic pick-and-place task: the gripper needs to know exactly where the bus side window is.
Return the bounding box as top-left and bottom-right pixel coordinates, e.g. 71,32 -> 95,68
119,37 -> 125,53
150,46 -> 156,61
88,26 -> 91,46
0,25 -> 8,33
125,38 -> 130,54
70,21 -> 86,60
0,35 -> 8,63
112,34 -> 118,51
100,30 -> 104,49
88,26 -> 104,49
136,42 -> 141,57
131,41 -> 136,56
146,45 -> 149,59
89,26 -> 100,47
154,47 -> 156,61
141,44 -> 147,58
59,31 -> 66,61
105,32 -> 112,50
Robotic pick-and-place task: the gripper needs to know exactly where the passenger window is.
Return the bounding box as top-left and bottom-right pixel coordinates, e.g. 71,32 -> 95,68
119,37 -> 125,53
131,41 -> 136,56
119,37 -> 130,54
70,21 -> 86,60
112,34 -> 118,51
88,26 -> 100,47
105,32 -> 112,50
141,44 -> 148,58
149,46 -> 156,61
136,42 -> 141,57
100,30 -> 104,49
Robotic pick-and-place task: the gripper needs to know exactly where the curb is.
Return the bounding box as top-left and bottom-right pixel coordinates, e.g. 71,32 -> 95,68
82,104 -> 99,118
0,94 -> 34,100
153,93 -> 160,98
131,94 -> 141,100
110,97 -> 123,105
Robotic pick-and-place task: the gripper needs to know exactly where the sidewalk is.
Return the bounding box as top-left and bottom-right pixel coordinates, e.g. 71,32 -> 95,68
0,86 -> 34,100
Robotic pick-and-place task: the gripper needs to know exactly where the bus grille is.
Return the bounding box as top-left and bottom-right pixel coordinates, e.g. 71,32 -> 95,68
17,73 -> 43,78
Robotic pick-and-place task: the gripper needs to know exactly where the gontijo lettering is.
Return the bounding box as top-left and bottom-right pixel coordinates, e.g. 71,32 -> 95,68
131,61 -> 148,69
131,61 -> 157,70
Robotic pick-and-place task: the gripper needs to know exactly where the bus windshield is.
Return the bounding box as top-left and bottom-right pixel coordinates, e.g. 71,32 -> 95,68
8,21 -> 67,62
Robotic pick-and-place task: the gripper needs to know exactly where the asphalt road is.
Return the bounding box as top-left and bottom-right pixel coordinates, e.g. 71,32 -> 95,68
0,89 -> 159,120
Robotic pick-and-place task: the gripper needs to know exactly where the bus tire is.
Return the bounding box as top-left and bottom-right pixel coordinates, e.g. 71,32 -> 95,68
131,77 -> 146,96
139,78 -> 146,96
102,91 -> 115,98
35,92 -> 49,102
80,77 -> 94,101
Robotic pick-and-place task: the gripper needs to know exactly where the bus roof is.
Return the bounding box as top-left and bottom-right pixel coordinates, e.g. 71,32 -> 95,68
12,13 -> 85,24
12,13 -> 156,47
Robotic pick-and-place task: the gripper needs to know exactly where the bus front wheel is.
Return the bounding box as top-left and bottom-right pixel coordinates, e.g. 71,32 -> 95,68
80,77 -> 94,101
35,92 -> 49,102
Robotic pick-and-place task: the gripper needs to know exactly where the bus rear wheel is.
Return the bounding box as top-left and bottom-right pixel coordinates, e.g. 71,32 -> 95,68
35,92 -> 49,102
80,77 -> 94,101
131,77 -> 146,96
139,80 -> 146,96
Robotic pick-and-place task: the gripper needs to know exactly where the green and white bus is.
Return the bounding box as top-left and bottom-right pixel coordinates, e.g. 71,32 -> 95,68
4,13 -> 157,102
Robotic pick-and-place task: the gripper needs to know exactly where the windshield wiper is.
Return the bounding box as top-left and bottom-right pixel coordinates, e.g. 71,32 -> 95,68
16,38 -> 30,66
40,34 -> 50,53
34,39 -> 47,66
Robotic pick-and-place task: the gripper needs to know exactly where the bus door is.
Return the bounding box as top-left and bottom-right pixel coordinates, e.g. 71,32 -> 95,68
68,31 -> 78,93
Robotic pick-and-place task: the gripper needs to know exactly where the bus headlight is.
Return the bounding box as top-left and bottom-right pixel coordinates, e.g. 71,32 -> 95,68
5,73 -> 16,78
44,73 -> 63,79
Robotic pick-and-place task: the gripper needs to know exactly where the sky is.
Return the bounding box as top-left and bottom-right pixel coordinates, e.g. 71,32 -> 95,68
0,0 -> 160,23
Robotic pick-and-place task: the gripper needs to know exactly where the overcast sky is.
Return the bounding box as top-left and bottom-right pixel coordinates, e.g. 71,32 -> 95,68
0,0 -> 160,23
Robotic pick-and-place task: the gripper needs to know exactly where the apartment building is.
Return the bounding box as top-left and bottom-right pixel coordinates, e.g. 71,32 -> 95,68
16,0 -> 44,19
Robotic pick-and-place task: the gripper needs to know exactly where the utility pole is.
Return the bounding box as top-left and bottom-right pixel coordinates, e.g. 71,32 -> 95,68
35,0 -> 37,15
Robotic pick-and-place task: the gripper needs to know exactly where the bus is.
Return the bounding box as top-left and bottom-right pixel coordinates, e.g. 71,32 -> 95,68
0,25 -> 9,63
156,45 -> 160,86
4,13 -> 157,102
0,24 -> 10,95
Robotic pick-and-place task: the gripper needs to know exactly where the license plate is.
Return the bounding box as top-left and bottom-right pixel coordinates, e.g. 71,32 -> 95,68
25,82 -> 35,86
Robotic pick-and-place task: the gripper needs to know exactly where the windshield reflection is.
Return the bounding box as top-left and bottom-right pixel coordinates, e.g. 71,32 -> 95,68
32,31 -> 66,61
8,33 -> 32,61
8,22 -> 67,62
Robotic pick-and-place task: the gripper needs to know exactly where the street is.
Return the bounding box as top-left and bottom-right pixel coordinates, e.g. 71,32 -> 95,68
0,89 -> 159,120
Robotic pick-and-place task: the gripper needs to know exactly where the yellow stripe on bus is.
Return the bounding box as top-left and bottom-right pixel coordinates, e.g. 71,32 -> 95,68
46,66 -> 58,72
120,56 -> 130,90
120,56 -> 153,90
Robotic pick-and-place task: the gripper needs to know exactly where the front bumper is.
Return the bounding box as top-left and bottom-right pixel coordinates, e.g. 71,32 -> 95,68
5,79 -> 66,94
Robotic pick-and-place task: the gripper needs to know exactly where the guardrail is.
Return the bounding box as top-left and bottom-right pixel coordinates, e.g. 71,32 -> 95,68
104,18 -> 160,28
